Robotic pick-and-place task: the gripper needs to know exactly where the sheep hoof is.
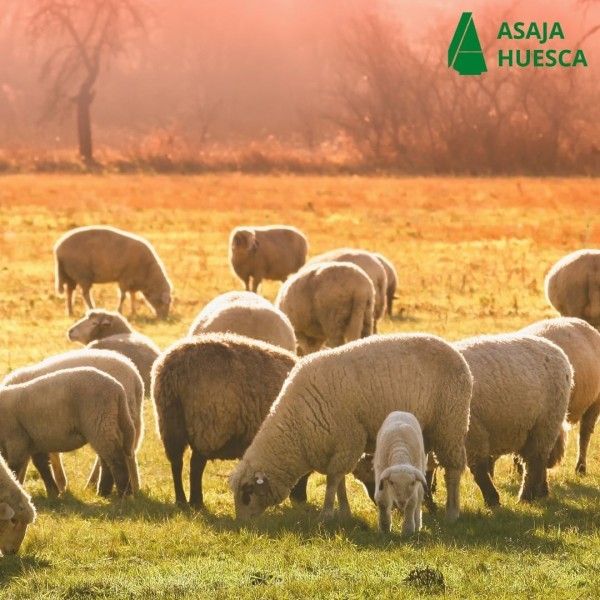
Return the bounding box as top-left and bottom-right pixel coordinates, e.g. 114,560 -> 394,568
189,501 -> 205,511
575,463 -> 586,475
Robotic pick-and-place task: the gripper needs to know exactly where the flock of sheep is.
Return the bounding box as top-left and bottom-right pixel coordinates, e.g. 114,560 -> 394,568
1,223 -> 600,556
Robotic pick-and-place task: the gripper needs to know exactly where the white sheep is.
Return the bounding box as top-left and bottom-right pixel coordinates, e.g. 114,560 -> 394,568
2,349 -> 143,496
54,225 -> 173,318
305,248 -> 387,330
230,333 -> 472,523
229,225 -> 308,293
0,367 -> 138,498
520,317 -> 600,474
374,412 -> 428,535
545,249 -> 600,327
67,309 -> 161,391
275,262 -> 374,355
151,333 -> 304,508
188,292 -> 296,352
454,334 -> 573,506
0,454 -> 36,556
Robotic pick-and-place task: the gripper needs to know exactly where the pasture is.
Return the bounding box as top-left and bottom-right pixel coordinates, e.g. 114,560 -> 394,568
1,174 -> 600,598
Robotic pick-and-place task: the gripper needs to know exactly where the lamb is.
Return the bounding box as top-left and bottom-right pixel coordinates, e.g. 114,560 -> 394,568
0,454 -> 35,556
67,309 -> 161,391
229,333 -> 473,523
229,225 -> 308,293
374,253 -> 398,318
54,225 -> 173,319
520,317 -> 600,474
374,412 -> 428,535
306,248 -> 387,330
0,367 -> 138,498
188,292 -> 296,352
2,349 -> 144,496
151,333 -> 304,508
453,334 -> 572,507
275,262 -> 374,355
545,249 -> 600,327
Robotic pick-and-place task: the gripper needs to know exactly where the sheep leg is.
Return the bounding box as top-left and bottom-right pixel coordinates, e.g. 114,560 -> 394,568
250,277 -> 262,293
17,461 -> 29,485
50,453 -> 68,493
376,489 -> 393,533
85,457 -> 101,490
443,467 -> 464,523
576,400 -> 600,475
318,473 -> 344,523
188,450 -> 207,509
402,495 -> 418,536
65,282 -> 76,317
519,456 -> 547,502
243,278 -> 250,291
170,455 -> 187,506
81,284 -> 95,310
97,458 -> 115,496
130,292 -> 137,316
117,288 -> 127,313
471,462 -> 500,507
126,455 -> 140,495
31,453 -> 60,497
289,472 -> 310,503
336,476 -> 351,520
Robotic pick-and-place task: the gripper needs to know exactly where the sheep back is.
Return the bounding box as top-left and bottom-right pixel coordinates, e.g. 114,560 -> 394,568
152,333 -> 297,460
189,292 -> 296,352
545,250 -> 600,327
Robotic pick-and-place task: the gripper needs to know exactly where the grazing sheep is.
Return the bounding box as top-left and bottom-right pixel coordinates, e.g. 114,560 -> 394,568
0,454 -> 35,556
54,225 -> 173,319
374,253 -> 398,318
374,412 -> 427,535
2,349 -> 144,496
189,292 -> 296,352
0,368 -> 138,498
545,249 -> 600,327
230,333 -> 473,523
67,309 -> 161,391
152,333 -> 301,508
275,262 -> 374,355
454,334 -> 572,506
229,226 -> 308,293
306,248 -> 387,330
520,317 -> 600,474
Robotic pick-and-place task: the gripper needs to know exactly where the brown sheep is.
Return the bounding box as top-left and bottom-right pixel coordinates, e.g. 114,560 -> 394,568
229,226 -> 308,293
67,309 -> 161,391
151,333 -> 305,508
54,226 -> 173,319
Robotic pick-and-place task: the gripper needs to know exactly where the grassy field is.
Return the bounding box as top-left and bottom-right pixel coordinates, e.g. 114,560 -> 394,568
0,174 -> 600,598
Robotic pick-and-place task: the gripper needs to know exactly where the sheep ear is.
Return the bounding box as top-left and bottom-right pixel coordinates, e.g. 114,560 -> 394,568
0,502 -> 15,520
413,468 -> 429,492
378,469 -> 390,491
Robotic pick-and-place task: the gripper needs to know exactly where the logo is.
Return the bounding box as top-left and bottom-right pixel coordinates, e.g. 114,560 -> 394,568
448,12 -> 487,76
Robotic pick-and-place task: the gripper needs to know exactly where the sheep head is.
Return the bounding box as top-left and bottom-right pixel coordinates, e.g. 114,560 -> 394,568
0,503 -> 34,556
375,465 -> 428,510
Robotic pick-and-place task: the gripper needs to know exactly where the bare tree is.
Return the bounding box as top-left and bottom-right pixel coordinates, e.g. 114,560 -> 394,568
28,0 -> 146,165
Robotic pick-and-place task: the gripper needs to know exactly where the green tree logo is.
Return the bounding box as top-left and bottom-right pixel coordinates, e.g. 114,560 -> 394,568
448,12 -> 487,76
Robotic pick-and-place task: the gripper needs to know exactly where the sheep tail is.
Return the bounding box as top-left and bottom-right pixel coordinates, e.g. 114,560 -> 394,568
547,421 -> 569,468
117,388 -> 136,458
55,257 -> 67,296
151,359 -> 189,461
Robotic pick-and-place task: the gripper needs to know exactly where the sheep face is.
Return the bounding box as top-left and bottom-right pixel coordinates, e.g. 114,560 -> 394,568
0,503 -> 31,556
143,289 -> 171,320
230,466 -> 279,519
231,230 -> 257,256
68,313 -> 112,344
375,465 -> 427,510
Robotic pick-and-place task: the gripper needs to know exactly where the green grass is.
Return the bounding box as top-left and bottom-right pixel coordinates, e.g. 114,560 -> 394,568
0,174 -> 599,598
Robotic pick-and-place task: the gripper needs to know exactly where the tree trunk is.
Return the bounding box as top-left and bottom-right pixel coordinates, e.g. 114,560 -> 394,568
77,84 -> 95,166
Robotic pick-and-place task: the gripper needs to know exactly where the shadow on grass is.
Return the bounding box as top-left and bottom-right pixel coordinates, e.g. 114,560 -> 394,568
0,554 -> 51,586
